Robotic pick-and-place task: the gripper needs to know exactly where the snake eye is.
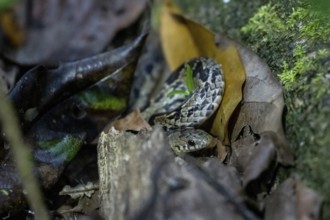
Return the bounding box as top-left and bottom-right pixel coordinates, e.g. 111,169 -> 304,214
188,140 -> 195,146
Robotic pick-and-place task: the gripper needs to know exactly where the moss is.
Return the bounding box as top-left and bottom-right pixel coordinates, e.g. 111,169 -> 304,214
242,1 -> 330,218
175,0 -> 268,40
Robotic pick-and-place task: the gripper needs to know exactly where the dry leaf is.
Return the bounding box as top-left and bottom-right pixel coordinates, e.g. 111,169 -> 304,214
0,12 -> 24,47
229,125 -> 293,191
264,178 -> 296,220
216,140 -> 228,162
110,109 -> 151,132
221,35 -> 293,165
229,127 -> 277,188
59,181 -> 99,199
1,0 -> 147,65
264,177 -> 321,220
160,0 -> 245,146
296,180 -> 322,220
57,192 -> 100,216
211,43 -> 246,146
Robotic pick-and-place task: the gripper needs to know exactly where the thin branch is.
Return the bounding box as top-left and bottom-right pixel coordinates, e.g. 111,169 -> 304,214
0,91 -> 50,220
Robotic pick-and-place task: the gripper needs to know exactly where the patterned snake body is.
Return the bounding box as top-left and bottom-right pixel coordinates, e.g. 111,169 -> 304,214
142,57 -> 225,153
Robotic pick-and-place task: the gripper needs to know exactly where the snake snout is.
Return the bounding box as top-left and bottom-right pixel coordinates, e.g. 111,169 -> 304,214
167,128 -> 217,154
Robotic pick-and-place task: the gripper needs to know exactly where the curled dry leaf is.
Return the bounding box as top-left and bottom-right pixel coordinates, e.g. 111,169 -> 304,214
57,194 -> 100,216
230,125 -> 293,191
220,35 -> 294,165
1,0 -> 147,65
59,181 -> 99,199
110,109 -> 151,132
160,0 -> 245,145
296,180 -> 322,220
211,42 -> 246,146
264,177 -> 321,220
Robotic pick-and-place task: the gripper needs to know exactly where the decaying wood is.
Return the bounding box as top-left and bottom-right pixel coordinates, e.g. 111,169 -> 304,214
97,126 -> 259,220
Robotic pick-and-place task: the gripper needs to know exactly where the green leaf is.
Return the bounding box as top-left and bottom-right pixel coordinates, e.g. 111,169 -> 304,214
185,64 -> 195,92
38,135 -> 84,162
166,63 -> 195,98
79,91 -> 127,110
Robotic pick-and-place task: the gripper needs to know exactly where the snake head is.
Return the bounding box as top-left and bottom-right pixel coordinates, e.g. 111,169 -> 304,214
167,128 -> 217,154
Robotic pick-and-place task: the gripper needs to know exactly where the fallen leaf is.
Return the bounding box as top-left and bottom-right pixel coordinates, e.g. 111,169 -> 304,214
57,189 -> 100,216
110,109 -> 151,132
229,127 -> 277,191
296,180 -> 322,220
216,140 -> 228,162
223,34 -> 293,165
264,177 -> 321,220
264,178 -> 296,220
160,0 -> 245,146
160,0 -> 211,70
0,11 -> 24,47
229,126 -> 292,193
59,181 -> 98,199
1,0 -> 147,65
8,34 -> 146,128
211,43 -> 246,146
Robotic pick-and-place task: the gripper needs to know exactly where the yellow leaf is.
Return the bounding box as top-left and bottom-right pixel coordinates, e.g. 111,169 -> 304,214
160,0 -> 199,70
0,12 -> 24,47
160,0 -> 246,145
212,44 -> 246,145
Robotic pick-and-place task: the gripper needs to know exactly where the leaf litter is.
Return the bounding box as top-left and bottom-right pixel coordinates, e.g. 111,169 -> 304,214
0,0 -> 148,65
0,0 -> 321,219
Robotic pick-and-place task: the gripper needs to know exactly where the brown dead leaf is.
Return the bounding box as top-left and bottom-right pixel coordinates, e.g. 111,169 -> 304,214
0,11 -> 24,47
211,43 -> 246,146
160,0 -> 245,146
58,192 -> 100,216
59,181 -> 98,199
264,177 -> 321,220
216,140 -> 228,162
219,35 -> 294,165
1,0 -> 147,65
59,182 -> 100,215
264,178 -> 296,220
296,180 -> 322,220
229,127 -> 277,190
110,109 -> 151,132
229,125 -> 295,195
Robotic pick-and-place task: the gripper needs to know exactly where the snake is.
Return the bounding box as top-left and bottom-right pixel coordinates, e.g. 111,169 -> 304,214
141,57 -> 225,153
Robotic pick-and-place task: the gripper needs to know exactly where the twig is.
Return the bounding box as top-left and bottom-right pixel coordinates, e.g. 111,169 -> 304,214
0,91 -> 50,220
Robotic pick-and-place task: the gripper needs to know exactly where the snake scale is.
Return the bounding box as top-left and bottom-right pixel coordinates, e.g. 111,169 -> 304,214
141,57 -> 225,153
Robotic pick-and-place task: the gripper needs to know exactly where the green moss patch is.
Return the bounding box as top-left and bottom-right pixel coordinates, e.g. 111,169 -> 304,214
242,1 -> 330,218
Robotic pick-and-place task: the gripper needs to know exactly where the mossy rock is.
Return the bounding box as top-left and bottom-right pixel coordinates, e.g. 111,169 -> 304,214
176,0 -> 330,219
